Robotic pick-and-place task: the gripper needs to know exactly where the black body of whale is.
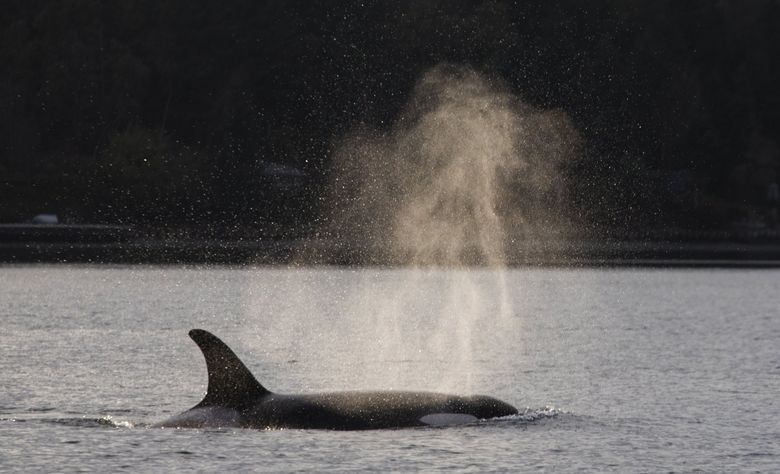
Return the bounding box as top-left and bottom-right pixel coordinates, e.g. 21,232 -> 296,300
155,329 -> 518,430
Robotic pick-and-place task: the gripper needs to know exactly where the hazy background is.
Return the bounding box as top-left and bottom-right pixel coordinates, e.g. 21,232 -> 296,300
2,0 -> 779,242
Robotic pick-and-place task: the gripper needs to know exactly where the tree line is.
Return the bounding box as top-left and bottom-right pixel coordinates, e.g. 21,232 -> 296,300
1,0 -> 778,237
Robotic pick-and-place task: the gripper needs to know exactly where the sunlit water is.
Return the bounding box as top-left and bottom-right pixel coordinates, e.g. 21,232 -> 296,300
1,265 -> 778,472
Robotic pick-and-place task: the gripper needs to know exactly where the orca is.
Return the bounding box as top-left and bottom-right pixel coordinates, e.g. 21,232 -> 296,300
154,329 -> 518,430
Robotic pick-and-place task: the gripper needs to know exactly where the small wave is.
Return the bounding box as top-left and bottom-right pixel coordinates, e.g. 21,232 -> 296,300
40,415 -> 135,429
518,406 -> 566,421
489,406 -> 568,424
26,406 -> 57,413
97,415 -> 135,428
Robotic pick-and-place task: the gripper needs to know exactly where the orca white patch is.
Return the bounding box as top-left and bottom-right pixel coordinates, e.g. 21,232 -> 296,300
419,413 -> 478,426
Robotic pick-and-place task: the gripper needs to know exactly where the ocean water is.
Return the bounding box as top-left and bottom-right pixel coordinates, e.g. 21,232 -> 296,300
0,265 -> 778,473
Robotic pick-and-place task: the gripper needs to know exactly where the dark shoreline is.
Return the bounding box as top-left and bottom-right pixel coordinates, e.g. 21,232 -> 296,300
2,239 -> 780,267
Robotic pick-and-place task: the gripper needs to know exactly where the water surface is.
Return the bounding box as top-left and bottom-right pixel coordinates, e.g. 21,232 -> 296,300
1,265 -> 778,472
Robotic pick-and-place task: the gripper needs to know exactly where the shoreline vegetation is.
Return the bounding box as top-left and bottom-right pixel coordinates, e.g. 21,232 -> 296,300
3,2 -> 780,241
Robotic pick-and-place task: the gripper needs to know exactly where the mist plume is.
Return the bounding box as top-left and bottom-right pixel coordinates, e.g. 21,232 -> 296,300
274,65 -> 580,391
325,64 -> 579,266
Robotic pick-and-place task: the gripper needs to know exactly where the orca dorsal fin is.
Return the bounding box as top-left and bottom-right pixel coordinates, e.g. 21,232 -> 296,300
188,329 -> 270,407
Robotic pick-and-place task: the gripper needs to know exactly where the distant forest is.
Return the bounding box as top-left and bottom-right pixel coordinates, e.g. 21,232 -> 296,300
1,0 -> 779,238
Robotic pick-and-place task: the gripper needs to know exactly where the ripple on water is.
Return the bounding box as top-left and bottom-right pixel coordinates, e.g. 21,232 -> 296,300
34,415 -> 136,429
